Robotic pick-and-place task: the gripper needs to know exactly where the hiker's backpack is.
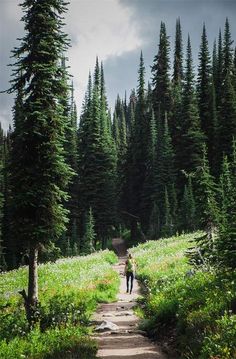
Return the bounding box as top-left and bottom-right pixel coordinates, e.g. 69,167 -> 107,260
127,258 -> 135,272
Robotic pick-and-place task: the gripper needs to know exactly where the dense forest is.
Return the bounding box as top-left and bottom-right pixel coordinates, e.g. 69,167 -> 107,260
1,9 -> 235,271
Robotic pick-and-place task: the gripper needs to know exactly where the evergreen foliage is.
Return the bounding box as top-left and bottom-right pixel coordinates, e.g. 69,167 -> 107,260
7,0 -> 73,322
152,22 -> 171,122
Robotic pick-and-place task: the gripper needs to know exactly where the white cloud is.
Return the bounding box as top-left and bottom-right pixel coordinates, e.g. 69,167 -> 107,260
0,0 -> 142,129
65,0 -> 142,113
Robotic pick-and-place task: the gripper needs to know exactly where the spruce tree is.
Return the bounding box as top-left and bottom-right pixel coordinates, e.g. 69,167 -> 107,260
173,17 -> 184,85
8,0 -> 72,324
216,30 -> 224,106
171,18 -> 184,193
131,51 -> 149,231
0,125 -> 5,270
181,36 -> 205,179
217,154 -> 236,268
152,22 -> 171,122
197,25 -> 214,165
78,61 -> 116,249
153,112 -> 175,236
219,72 -> 236,157
82,207 -> 95,254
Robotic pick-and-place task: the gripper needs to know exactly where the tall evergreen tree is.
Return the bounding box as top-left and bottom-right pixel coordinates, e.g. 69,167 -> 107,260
0,125 -> 5,270
8,0 -> 72,324
153,112 -> 175,236
152,22 -> 171,122
173,17 -> 184,85
197,24 -> 217,170
78,61 -> 116,249
181,35 -> 205,178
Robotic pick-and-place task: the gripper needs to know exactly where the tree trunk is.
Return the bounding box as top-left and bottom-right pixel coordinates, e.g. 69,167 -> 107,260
28,243 -> 39,308
19,243 -> 39,328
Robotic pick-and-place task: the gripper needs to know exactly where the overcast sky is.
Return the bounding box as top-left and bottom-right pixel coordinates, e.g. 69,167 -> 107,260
0,0 -> 236,131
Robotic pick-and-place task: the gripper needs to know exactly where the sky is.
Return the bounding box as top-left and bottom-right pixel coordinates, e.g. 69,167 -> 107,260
0,0 -> 236,131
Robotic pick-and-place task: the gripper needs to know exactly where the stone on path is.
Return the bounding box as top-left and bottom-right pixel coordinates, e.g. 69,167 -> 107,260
95,320 -> 119,332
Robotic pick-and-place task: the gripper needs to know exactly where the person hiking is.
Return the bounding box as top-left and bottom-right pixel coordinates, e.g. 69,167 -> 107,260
124,253 -> 136,294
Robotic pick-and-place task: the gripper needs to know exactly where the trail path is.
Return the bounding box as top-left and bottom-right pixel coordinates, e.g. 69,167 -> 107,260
93,238 -> 168,359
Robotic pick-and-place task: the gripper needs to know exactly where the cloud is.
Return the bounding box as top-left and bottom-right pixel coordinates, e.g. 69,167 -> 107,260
0,0 -> 142,130
0,0 -> 236,131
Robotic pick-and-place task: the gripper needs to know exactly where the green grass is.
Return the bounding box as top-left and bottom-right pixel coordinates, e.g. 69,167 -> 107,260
0,250 -> 119,358
131,232 -> 236,359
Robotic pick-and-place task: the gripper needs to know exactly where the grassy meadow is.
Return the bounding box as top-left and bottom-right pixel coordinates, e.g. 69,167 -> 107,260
0,250 -> 119,359
131,233 -> 236,359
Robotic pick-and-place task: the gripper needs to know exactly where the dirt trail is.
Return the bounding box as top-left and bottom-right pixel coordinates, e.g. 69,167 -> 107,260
93,238 -> 168,359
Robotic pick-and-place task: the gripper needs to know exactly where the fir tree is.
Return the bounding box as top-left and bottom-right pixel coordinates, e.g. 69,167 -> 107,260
197,25 -> 214,164
0,125 -> 6,270
8,0 -> 72,324
216,154 -> 236,268
180,176 -> 197,232
173,17 -> 184,85
152,22 -> 171,122
131,51 -> 149,232
181,36 -> 205,179
82,207 -> 95,254
219,72 -> 236,158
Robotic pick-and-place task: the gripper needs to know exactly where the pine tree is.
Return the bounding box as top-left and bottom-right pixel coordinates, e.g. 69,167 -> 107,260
78,61 -> 116,249
233,47 -> 236,92
197,25 -> 214,166
212,39 -> 218,86
181,36 -> 205,179
180,176 -> 197,232
0,124 -> 6,270
216,154 -> 236,268
153,112 -> 176,236
171,18 -> 184,194
82,207 -> 95,254
131,51 -> 149,232
161,187 -> 173,237
8,0 -> 72,325
173,17 -> 184,85
61,65 -> 78,252
219,72 -> 236,157
214,29 -> 224,111
223,18 -> 234,77
152,22 -> 171,122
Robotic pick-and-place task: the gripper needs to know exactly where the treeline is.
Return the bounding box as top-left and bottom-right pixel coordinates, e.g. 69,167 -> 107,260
0,17 -> 236,270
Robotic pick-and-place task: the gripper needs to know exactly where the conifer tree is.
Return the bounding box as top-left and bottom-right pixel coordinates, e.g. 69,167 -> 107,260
180,176 -> 197,232
216,30 -> 224,106
0,125 -> 5,270
173,17 -> 184,85
219,72 -> 236,157
153,112 -> 176,236
131,52 -> 149,231
152,22 -> 171,122
171,18 -> 184,191
78,61 -> 116,249
216,154 -> 236,268
82,207 -> 95,254
161,187 -> 173,237
197,25 -> 214,164
181,36 -> 205,180
212,39 -> 218,86
223,18 -> 234,77
8,0 -> 72,324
